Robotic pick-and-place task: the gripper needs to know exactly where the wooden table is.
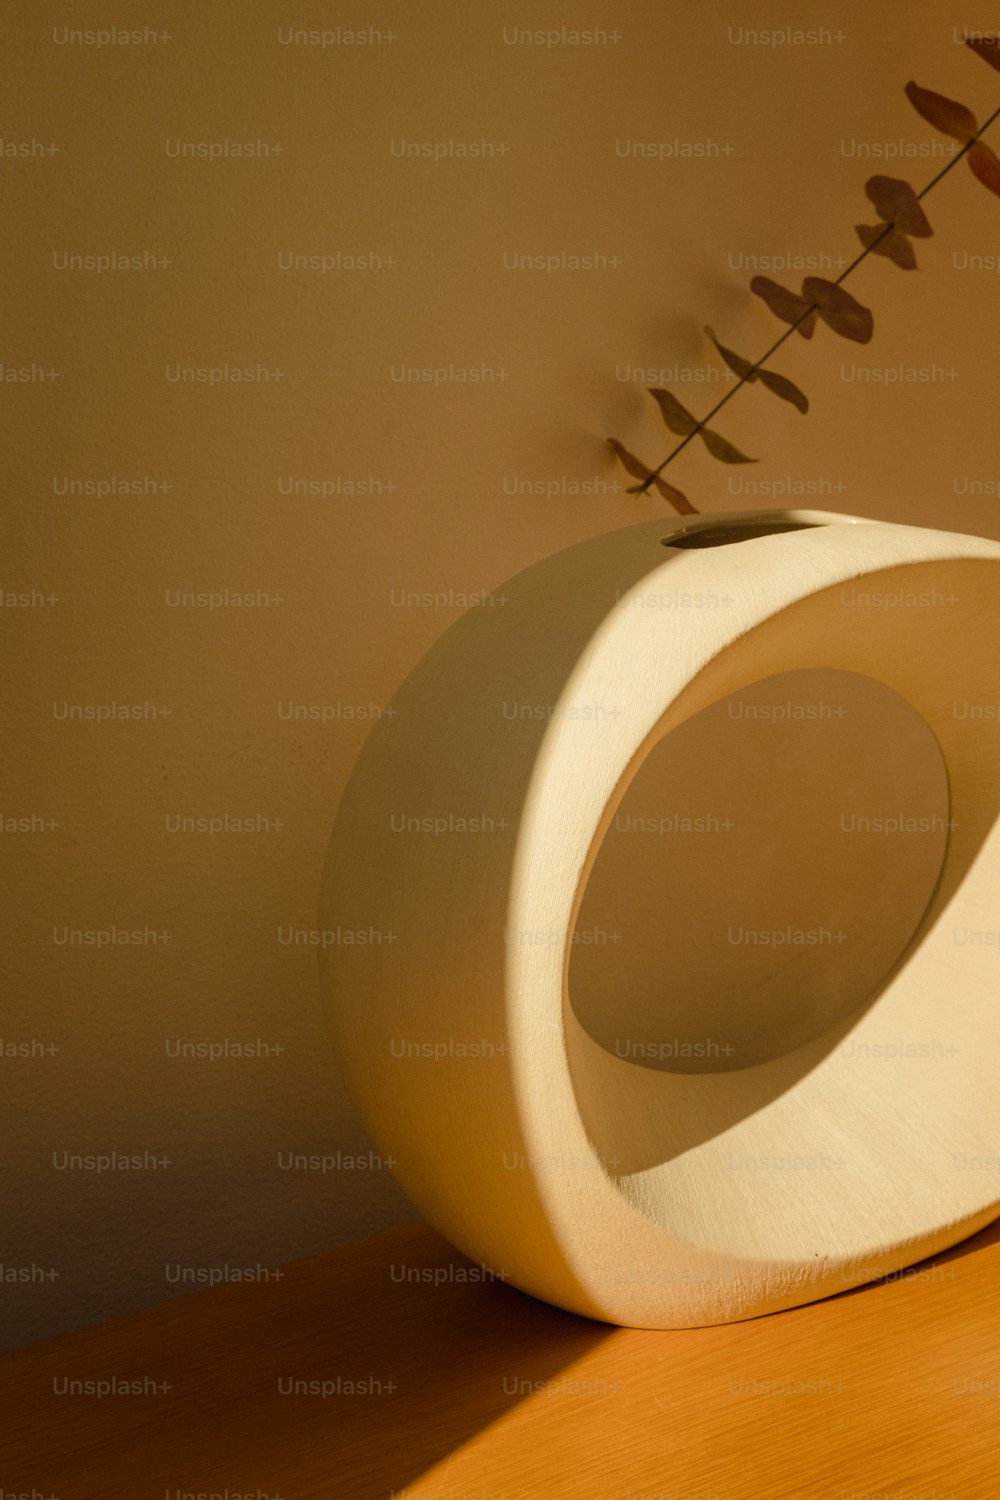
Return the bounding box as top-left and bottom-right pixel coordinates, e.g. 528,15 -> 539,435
3,1217 -> 999,1499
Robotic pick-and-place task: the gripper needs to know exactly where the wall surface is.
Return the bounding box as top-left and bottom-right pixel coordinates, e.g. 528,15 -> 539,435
4,0 -> 1000,1350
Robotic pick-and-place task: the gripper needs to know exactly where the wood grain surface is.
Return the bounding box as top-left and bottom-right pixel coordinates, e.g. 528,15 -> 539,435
2,1216 -> 999,1499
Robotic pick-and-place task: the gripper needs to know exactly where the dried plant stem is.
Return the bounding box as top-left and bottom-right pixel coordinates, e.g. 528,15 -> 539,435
636,101 -> 1000,493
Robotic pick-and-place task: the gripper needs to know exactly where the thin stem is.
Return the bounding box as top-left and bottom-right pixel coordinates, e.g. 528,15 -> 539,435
637,101 -> 1000,494
639,300 -> 827,482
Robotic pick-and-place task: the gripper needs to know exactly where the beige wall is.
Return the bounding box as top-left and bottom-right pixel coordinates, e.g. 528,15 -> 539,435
4,0 -> 1000,1349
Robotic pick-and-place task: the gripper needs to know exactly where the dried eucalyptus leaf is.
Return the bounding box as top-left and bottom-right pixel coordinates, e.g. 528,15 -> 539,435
750,275 -> 818,338
855,222 -> 918,270
647,387 -> 699,435
802,276 -> 874,343
864,175 -> 932,236
904,81 -> 978,143
704,326 -> 755,380
965,36 -> 1000,73
699,426 -> 757,464
756,366 -> 809,413
969,138 -> 1000,197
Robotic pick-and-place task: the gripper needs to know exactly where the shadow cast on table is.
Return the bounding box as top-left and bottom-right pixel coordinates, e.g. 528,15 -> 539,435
0,1221 -> 613,1500
306,1226 -> 614,1498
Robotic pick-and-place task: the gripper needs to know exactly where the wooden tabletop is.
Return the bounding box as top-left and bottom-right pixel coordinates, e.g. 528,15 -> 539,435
3,1216 -> 999,1499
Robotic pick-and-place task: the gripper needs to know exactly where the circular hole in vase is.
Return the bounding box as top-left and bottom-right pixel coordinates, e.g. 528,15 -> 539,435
568,668 -> 950,1074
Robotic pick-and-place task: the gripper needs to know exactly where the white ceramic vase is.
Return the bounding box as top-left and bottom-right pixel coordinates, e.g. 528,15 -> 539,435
319,509 -> 1000,1327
